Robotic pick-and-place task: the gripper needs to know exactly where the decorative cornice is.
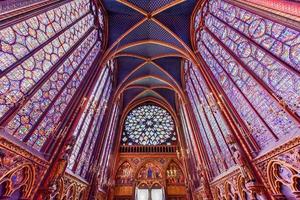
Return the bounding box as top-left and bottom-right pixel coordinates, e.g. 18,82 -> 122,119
0,129 -> 48,167
209,167 -> 240,186
253,137 -> 300,164
65,170 -> 89,186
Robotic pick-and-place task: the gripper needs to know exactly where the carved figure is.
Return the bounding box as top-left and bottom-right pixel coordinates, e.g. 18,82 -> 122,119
147,166 -> 153,178
231,146 -> 255,183
46,135 -> 76,199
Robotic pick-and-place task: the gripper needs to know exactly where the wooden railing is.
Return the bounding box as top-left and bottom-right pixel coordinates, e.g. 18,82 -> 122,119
119,145 -> 178,153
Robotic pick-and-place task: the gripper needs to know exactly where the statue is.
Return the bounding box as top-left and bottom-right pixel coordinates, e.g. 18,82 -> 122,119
154,167 -> 160,179
231,146 -> 255,183
198,168 -> 212,200
225,134 -> 255,183
45,135 -> 76,199
147,166 -> 153,178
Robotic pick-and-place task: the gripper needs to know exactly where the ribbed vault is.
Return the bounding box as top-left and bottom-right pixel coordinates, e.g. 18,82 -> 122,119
102,0 -> 197,111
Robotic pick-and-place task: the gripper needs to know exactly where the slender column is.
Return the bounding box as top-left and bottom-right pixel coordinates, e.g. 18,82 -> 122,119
95,96 -> 117,171
175,122 -> 195,200
23,29 -> 96,142
192,48 -> 273,199
45,49 -> 105,156
190,68 -> 235,163
87,93 -> 117,200
181,102 -> 213,199
189,91 -> 222,175
184,64 -> 215,180
71,68 -> 108,144
35,47 -> 104,199
43,51 -> 105,155
72,76 -> 111,173
190,80 -> 228,170
103,103 -> 120,173
192,45 -> 259,158
97,100 -> 119,185
83,84 -> 112,176
185,88 -> 221,178
192,56 -> 273,199
182,101 -> 214,180
179,106 -> 199,178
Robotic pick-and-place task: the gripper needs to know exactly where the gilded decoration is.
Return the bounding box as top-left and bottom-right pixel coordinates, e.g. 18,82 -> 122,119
166,162 -> 185,185
208,137 -> 300,199
115,162 -> 134,185
63,174 -> 87,200
47,172 -> 88,200
137,162 -> 163,181
0,132 -> 48,198
267,160 -> 300,198
192,135 -> 300,200
116,157 -> 184,184
114,157 -> 187,198
0,162 -> 35,198
209,168 -> 266,200
253,137 -> 300,197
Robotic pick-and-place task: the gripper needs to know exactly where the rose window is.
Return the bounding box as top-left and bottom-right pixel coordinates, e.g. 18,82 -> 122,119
122,105 -> 176,145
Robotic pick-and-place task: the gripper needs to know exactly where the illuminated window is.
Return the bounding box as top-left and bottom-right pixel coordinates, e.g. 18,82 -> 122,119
67,60 -> 114,178
0,0 -> 106,152
122,105 -> 176,146
193,0 -> 300,150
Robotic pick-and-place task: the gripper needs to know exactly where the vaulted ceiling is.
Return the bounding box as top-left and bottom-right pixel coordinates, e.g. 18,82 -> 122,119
102,0 -> 197,110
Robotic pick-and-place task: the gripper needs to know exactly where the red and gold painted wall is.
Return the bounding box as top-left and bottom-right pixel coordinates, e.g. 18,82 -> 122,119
112,153 -> 187,200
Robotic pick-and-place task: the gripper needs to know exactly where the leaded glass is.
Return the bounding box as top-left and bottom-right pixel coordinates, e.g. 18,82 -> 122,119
186,87 -> 220,176
204,12 -> 300,116
209,0 -> 300,71
7,30 -> 98,140
67,59 -> 114,177
0,0 -> 106,155
193,0 -> 300,149
27,41 -> 101,150
184,60 -> 236,175
0,13 -> 94,119
0,0 -> 90,72
122,105 -> 176,146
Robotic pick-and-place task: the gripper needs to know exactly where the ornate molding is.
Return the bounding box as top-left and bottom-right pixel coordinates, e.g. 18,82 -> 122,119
0,130 -> 48,167
0,136 -> 49,198
253,137 -> 300,164
210,167 -> 240,186
252,137 -> 300,199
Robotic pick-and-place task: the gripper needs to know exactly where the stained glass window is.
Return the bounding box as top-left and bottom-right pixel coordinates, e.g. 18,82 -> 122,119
184,60 -> 235,177
67,60 -> 114,178
0,0 -> 106,152
99,101 -> 121,186
193,0 -> 300,150
122,105 -> 176,146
